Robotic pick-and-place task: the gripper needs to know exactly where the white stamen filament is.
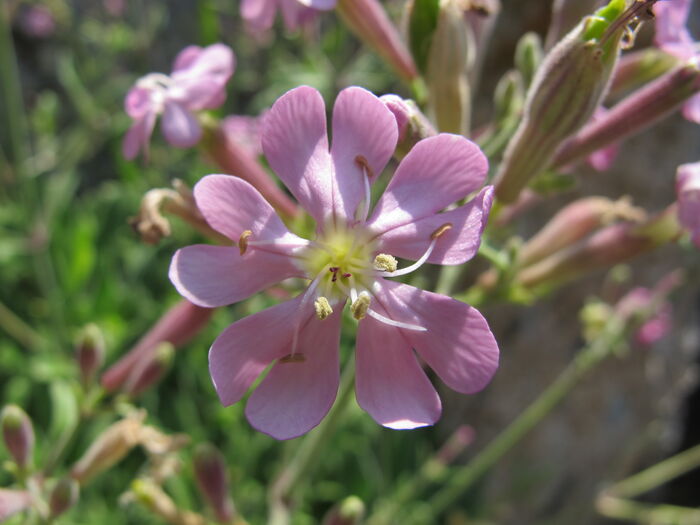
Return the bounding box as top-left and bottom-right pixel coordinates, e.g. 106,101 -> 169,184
366,308 -> 427,332
380,237 -> 438,278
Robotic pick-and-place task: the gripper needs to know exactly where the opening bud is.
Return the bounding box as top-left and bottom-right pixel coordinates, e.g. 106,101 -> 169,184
193,443 -> 235,523
75,323 -> 105,386
1,405 -> 34,469
380,95 -> 436,159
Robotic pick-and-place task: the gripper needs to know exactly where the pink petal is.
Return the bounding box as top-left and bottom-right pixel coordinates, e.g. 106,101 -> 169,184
0,489 -> 31,521
246,307 -> 342,440
298,0 -> 336,9
122,111 -> 157,160
193,175 -> 305,250
124,86 -> 155,119
169,245 -> 304,307
172,45 -> 203,72
279,1 -> 318,30
241,0 -> 278,31
356,311 -> 441,429
330,87 -> 398,220
654,0 -> 695,58
375,186 -> 493,265
161,102 -> 202,148
683,93 -> 700,124
377,280 -> 499,394
367,134 -> 488,234
262,86 -> 333,224
209,297 -> 303,407
170,44 -> 235,110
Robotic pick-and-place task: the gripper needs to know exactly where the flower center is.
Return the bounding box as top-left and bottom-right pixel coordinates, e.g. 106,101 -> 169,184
299,221 -> 377,301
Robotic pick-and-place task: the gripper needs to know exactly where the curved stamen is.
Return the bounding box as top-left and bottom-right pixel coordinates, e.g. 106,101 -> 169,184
379,223 -> 453,278
355,155 -> 373,223
366,308 -> 427,332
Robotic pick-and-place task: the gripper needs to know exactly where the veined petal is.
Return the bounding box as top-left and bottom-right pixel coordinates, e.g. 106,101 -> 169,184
161,102 -> 202,148
367,134 -> 488,234
331,87 -> 398,220
376,186 -> 494,265
262,86 -> 333,224
122,111 -> 157,160
356,301 -> 441,429
208,296 -> 303,407
193,175 -> 305,250
378,280 -> 499,394
246,308 -> 342,440
169,245 -> 304,308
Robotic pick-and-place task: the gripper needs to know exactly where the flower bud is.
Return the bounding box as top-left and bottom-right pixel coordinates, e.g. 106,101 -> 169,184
380,95 -> 436,159
71,414 -> 144,484
336,0 -> 418,83
518,196 -> 646,267
75,323 -> 105,386
1,405 -> 34,469
49,478 -> 79,518
494,0 -> 630,203
132,478 -> 206,525
493,70 -> 524,122
321,496 -> 365,525
608,47 -> 679,100
463,0 -> 500,87
677,162 -> 700,247
515,32 -> 543,87
426,0 -> 472,134
615,287 -> 673,346
554,60 -> 700,168
0,489 -> 31,521
122,342 -> 174,397
102,300 -> 213,392
517,206 -> 682,291
193,443 -> 235,523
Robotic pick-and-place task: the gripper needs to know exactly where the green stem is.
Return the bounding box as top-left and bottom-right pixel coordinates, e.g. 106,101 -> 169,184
268,355 -> 357,525
596,494 -> 700,524
609,442 -> 700,499
423,315 -> 627,518
0,298 -> 44,350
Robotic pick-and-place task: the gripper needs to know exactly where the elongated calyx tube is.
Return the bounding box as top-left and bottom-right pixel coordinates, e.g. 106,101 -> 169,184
493,0 -> 630,204
193,443 -> 235,523
554,60 -> 700,168
336,0 -> 418,83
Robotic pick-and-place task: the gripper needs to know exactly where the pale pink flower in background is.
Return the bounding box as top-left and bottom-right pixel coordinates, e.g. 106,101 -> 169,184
122,44 -> 235,160
220,113 -> 266,157
169,85 -> 499,440
241,0 -> 335,34
676,161 -> 700,247
616,287 -> 672,346
17,5 -> 55,38
653,0 -> 700,123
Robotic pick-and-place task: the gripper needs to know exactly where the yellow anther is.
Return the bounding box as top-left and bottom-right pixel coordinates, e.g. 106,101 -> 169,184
279,353 -> 306,363
374,253 -> 398,272
430,223 -> 453,240
314,297 -> 333,320
355,155 -> 375,179
351,292 -> 371,320
238,230 -> 252,255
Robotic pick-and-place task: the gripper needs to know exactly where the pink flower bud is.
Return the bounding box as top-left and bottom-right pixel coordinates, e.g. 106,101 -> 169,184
380,94 -> 436,159
122,342 -> 174,397
336,0 -> 418,82
193,443 -> 235,523
1,405 -> 34,469
101,300 -> 213,392
49,478 -> 79,518
75,324 -> 105,385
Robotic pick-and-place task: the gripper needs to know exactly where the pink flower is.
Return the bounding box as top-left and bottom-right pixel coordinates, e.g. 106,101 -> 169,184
169,86 -> 499,440
122,44 -> 235,160
615,287 -> 672,346
653,0 -> 700,123
677,161 -> 700,247
241,0 -> 335,34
